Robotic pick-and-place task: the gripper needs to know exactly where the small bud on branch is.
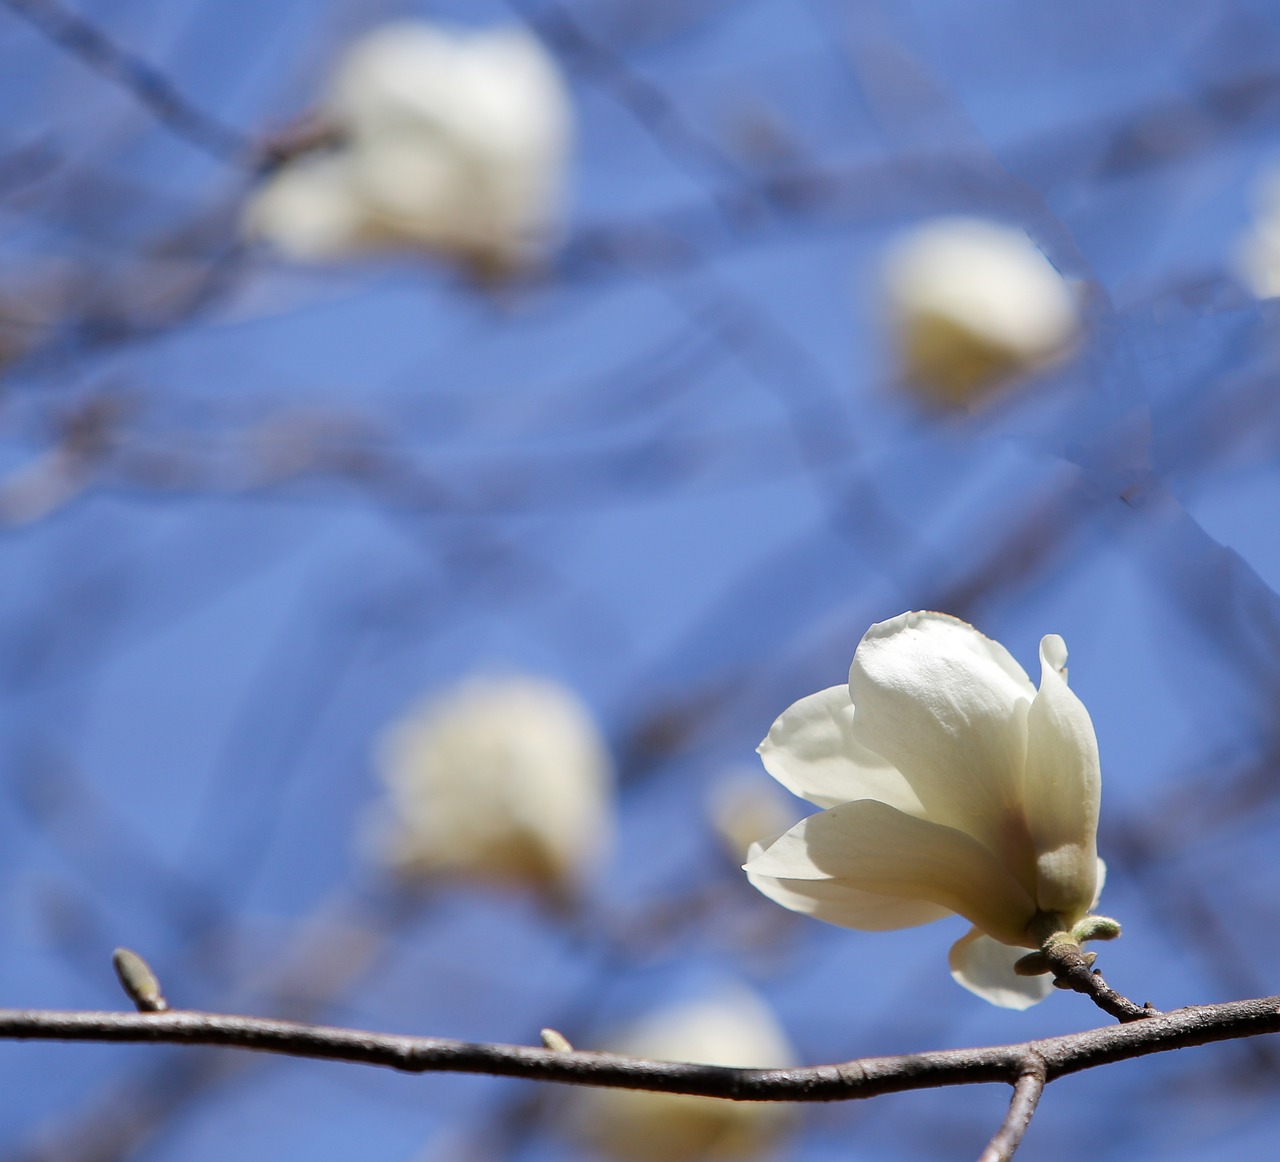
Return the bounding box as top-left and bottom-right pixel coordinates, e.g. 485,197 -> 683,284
111,948 -> 168,1013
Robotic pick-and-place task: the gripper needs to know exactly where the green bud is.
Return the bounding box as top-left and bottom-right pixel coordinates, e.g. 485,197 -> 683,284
1013,952 -> 1051,977
1072,915 -> 1122,944
112,947 -> 168,1013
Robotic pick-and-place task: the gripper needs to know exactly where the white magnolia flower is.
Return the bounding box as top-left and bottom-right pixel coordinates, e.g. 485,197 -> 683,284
745,611 -> 1106,1010
244,22 -> 572,274
573,987 -> 795,1162
882,217 -> 1080,403
1235,168 -> 1280,298
370,675 -> 612,894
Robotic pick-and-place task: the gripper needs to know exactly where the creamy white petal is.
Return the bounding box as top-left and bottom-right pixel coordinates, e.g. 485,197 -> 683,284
744,800 -> 1037,946
1092,858 -> 1106,908
846,612 -> 1037,867
746,868 -> 952,930
948,928 -> 1056,1010
758,685 -> 921,812
1022,634 -> 1100,918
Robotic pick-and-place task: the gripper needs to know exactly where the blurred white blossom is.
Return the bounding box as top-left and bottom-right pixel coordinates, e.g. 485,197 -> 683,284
573,986 -> 795,1162
244,22 -> 572,275
1235,168 -> 1280,298
882,217 -> 1080,403
369,676 -> 611,895
745,611 -> 1107,1009
706,773 -> 798,867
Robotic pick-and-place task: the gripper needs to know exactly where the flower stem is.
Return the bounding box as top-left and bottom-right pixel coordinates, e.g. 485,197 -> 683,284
1027,914 -> 1157,1023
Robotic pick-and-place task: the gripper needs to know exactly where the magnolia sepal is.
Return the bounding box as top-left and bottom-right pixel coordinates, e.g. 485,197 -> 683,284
1016,908 -> 1118,983
1013,952 -> 1050,978
1025,910 -> 1120,949
1073,915 -> 1122,943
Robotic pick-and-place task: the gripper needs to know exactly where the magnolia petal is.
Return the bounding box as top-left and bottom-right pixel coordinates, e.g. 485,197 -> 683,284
744,800 -> 1037,946
949,927 -> 1056,1010
1022,634 -> 1100,918
746,867 -> 952,930
1092,858 -> 1107,908
846,612 -> 1036,861
758,685 -> 922,812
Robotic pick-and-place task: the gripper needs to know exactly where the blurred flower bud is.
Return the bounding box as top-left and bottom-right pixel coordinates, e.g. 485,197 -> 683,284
706,774 -> 797,867
573,986 -> 795,1162
1235,169 -> 1280,298
369,676 -> 612,895
244,23 -> 572,276
882,217 -> 1079,404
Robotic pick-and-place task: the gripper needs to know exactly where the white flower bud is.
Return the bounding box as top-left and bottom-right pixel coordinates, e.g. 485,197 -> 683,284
882,217 -> 1080,403
572,987 -> 795,1162
369,676 -> 611,894
244,23 -> 572,275
1235,169 -> 1280,298
706,773 -> 798,866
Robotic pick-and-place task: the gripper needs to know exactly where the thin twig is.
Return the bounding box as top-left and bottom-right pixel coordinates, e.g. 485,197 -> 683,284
1,995 -> 1278,1101
1041,942 -> 1156,1024
507,0 -> 753,208
977,1055 -> 1046,1162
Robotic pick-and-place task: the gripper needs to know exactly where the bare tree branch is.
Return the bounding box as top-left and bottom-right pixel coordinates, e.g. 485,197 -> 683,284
2,994 -> 1279,1103
978,1056 -> 1046,1162
1,0 -> 253,164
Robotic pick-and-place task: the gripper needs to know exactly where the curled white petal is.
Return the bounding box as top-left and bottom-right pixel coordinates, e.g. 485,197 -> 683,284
745,800 -> 1037,946
847,612 -> 1037,876
948,928 -> 1056,1011
757,684 -> 921,813
746,865 -> 952,931
1022,634 -> 1101,917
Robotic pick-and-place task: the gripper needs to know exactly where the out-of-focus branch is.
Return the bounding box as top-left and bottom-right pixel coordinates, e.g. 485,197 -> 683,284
1,0 -> 253,164
2,994 -> 1279,1100
508,0 -> 756,213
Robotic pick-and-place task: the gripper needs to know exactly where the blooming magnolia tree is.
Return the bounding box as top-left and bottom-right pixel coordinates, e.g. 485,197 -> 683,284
3,3 -> 1280,1162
